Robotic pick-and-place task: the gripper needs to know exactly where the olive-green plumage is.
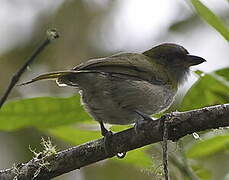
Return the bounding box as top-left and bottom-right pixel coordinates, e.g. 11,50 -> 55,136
21,43 -> 206,126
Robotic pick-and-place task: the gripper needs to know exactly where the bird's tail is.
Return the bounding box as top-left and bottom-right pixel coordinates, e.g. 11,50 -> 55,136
19,70 -> 83,86
18,70 -> 103,87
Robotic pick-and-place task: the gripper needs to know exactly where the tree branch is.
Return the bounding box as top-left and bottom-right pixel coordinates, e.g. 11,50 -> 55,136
0,103 -> 228,180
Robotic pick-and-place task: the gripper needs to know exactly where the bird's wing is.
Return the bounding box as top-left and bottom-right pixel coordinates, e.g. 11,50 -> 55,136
73,53 -> 171,85
19,69 -> 151,87
74,53 -> 150,72
19,53 -> 172,87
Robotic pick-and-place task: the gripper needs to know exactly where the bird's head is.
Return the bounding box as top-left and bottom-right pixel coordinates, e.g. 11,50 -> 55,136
143,43 -> 206,84
143,43 -> 206,68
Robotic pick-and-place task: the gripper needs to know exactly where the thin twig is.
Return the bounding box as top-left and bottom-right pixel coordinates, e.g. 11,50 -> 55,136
162,115 -> 169,180
0,29 -> 59,108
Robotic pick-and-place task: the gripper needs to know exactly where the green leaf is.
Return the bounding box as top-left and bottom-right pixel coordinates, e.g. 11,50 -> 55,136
113,147 -> 152,168
48,126 -> 101,145
180,68 -> 229,111
215,67 -> 229,82
191,165 -> 212,180
186,135 -> 229,158
110,125 -> 133,132
190,0 -> 229,41
0,95 -> 92,131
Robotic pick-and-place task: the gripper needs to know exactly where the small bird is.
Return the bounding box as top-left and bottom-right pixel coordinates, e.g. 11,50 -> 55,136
21,43 -> 206,153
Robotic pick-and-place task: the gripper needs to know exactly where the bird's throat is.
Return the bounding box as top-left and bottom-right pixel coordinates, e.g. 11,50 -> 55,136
170,67 -> 190,86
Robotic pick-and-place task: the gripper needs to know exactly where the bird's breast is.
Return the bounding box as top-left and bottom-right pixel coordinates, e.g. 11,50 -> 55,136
78,73 -> 176,125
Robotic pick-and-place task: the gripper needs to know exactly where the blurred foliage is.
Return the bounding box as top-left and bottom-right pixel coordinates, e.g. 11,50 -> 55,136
0,0 -> 115,98
48,126 -> 100,145
191,165 -> 212,180
190,0 -> 229,41
113,147 -> 152,169
180,68 -> 229,111
0,96 -> 91,131
187,134 -> 229,158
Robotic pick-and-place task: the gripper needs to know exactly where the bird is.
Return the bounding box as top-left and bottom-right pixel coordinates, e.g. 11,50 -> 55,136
21,43 -> 206,156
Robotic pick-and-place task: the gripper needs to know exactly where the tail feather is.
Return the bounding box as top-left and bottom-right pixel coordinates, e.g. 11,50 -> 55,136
18,71 -> 74,86
18,70 -> 101,86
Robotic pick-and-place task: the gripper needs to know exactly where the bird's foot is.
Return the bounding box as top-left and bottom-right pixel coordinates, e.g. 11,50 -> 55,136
100,122 -> 126,159
103,130 -> 114,155
134,110 -> 153,133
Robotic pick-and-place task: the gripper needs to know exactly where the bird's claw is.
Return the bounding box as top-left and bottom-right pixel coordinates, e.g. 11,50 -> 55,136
100,122 -> 126,158
134,110 -> 153,133
103,130 -> 113,155
134,119 -> 149,133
